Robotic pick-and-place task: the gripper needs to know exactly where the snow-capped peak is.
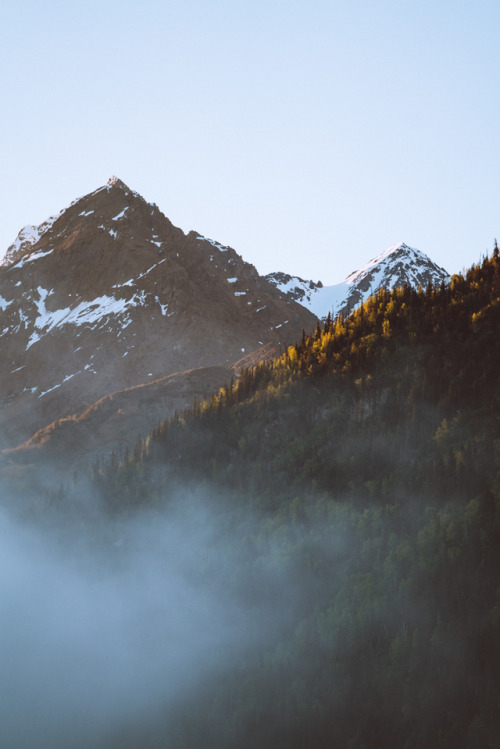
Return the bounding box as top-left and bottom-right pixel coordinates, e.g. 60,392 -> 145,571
266,241 -> 450,321
346,242 -> 420,283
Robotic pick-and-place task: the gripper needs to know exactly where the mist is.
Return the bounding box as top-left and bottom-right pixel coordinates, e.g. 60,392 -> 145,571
0,486 -> 307,749
0,443 -> 494,748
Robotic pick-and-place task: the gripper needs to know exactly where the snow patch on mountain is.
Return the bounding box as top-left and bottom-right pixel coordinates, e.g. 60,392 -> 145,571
1,214 -> 61,267
38,371 -> 80,398
26,288 -> 152,349
301,283 -> 350,318
22,248 -> 55,265
154,296 -> 169,315
197,235 -> 229,252
112,208 -> 128,221
0,294 -> 13,310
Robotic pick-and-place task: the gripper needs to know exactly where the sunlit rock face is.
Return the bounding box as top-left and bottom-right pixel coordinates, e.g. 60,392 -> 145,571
0,178 -> 316,451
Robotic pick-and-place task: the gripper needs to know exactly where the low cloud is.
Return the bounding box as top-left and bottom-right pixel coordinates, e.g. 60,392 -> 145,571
0,488 -> 305,749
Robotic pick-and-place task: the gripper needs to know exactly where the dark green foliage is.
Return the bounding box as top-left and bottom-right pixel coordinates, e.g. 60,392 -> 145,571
96,252 -> 500,748
101,253 -> 500,508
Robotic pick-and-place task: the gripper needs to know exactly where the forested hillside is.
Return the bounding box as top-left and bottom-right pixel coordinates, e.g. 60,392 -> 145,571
20,249 -> 500,749
80,250 -> 500,748
101,250 -> 499,508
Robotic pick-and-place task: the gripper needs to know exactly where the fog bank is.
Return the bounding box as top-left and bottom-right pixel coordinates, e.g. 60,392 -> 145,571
0,492 -> 301,749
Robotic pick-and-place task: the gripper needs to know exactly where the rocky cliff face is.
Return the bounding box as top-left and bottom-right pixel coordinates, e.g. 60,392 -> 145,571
0,177 -> 316,452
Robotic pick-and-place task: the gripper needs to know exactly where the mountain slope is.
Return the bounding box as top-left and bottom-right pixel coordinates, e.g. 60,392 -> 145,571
123,250 -> 499,497
4,365 -> 234,469
89,251 -> 500,749
0,178 -> 316,449
266,242 -> 450,319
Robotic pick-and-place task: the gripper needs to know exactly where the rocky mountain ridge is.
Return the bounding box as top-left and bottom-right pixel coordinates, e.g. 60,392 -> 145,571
0,180 -> 451,470
266,242 -> 450,319
0,177 -> 315,453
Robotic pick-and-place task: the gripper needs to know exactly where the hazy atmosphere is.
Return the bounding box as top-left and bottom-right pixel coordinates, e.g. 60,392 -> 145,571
1,0 -> 499,280
0,491 -> 303,748
0,3 -> 499,747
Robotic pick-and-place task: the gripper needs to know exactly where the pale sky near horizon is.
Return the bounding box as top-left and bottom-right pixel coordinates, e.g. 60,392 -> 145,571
1,0 -> 499,283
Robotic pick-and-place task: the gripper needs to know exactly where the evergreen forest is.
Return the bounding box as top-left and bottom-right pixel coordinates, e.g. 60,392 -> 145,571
13,251 -> 500,748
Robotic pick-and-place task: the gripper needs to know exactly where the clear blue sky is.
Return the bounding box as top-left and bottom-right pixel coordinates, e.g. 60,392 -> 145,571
1,0 -> 499,282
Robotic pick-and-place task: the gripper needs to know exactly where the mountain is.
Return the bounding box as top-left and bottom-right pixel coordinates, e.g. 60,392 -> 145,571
90,251 -> 500,749
0,177 -> 316,454
266,242 -> 450,319
0,180 -> 452,469
1,211 -> 498,749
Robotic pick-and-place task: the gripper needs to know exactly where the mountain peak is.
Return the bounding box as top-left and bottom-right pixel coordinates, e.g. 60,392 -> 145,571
106,176 -> 131,191
386,241 -> 417,256
390,241 -> 412,251
346,241 -> 421,283
0,182 -> 316,451
1,178 -> 139,268
267,241 -> 450,320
